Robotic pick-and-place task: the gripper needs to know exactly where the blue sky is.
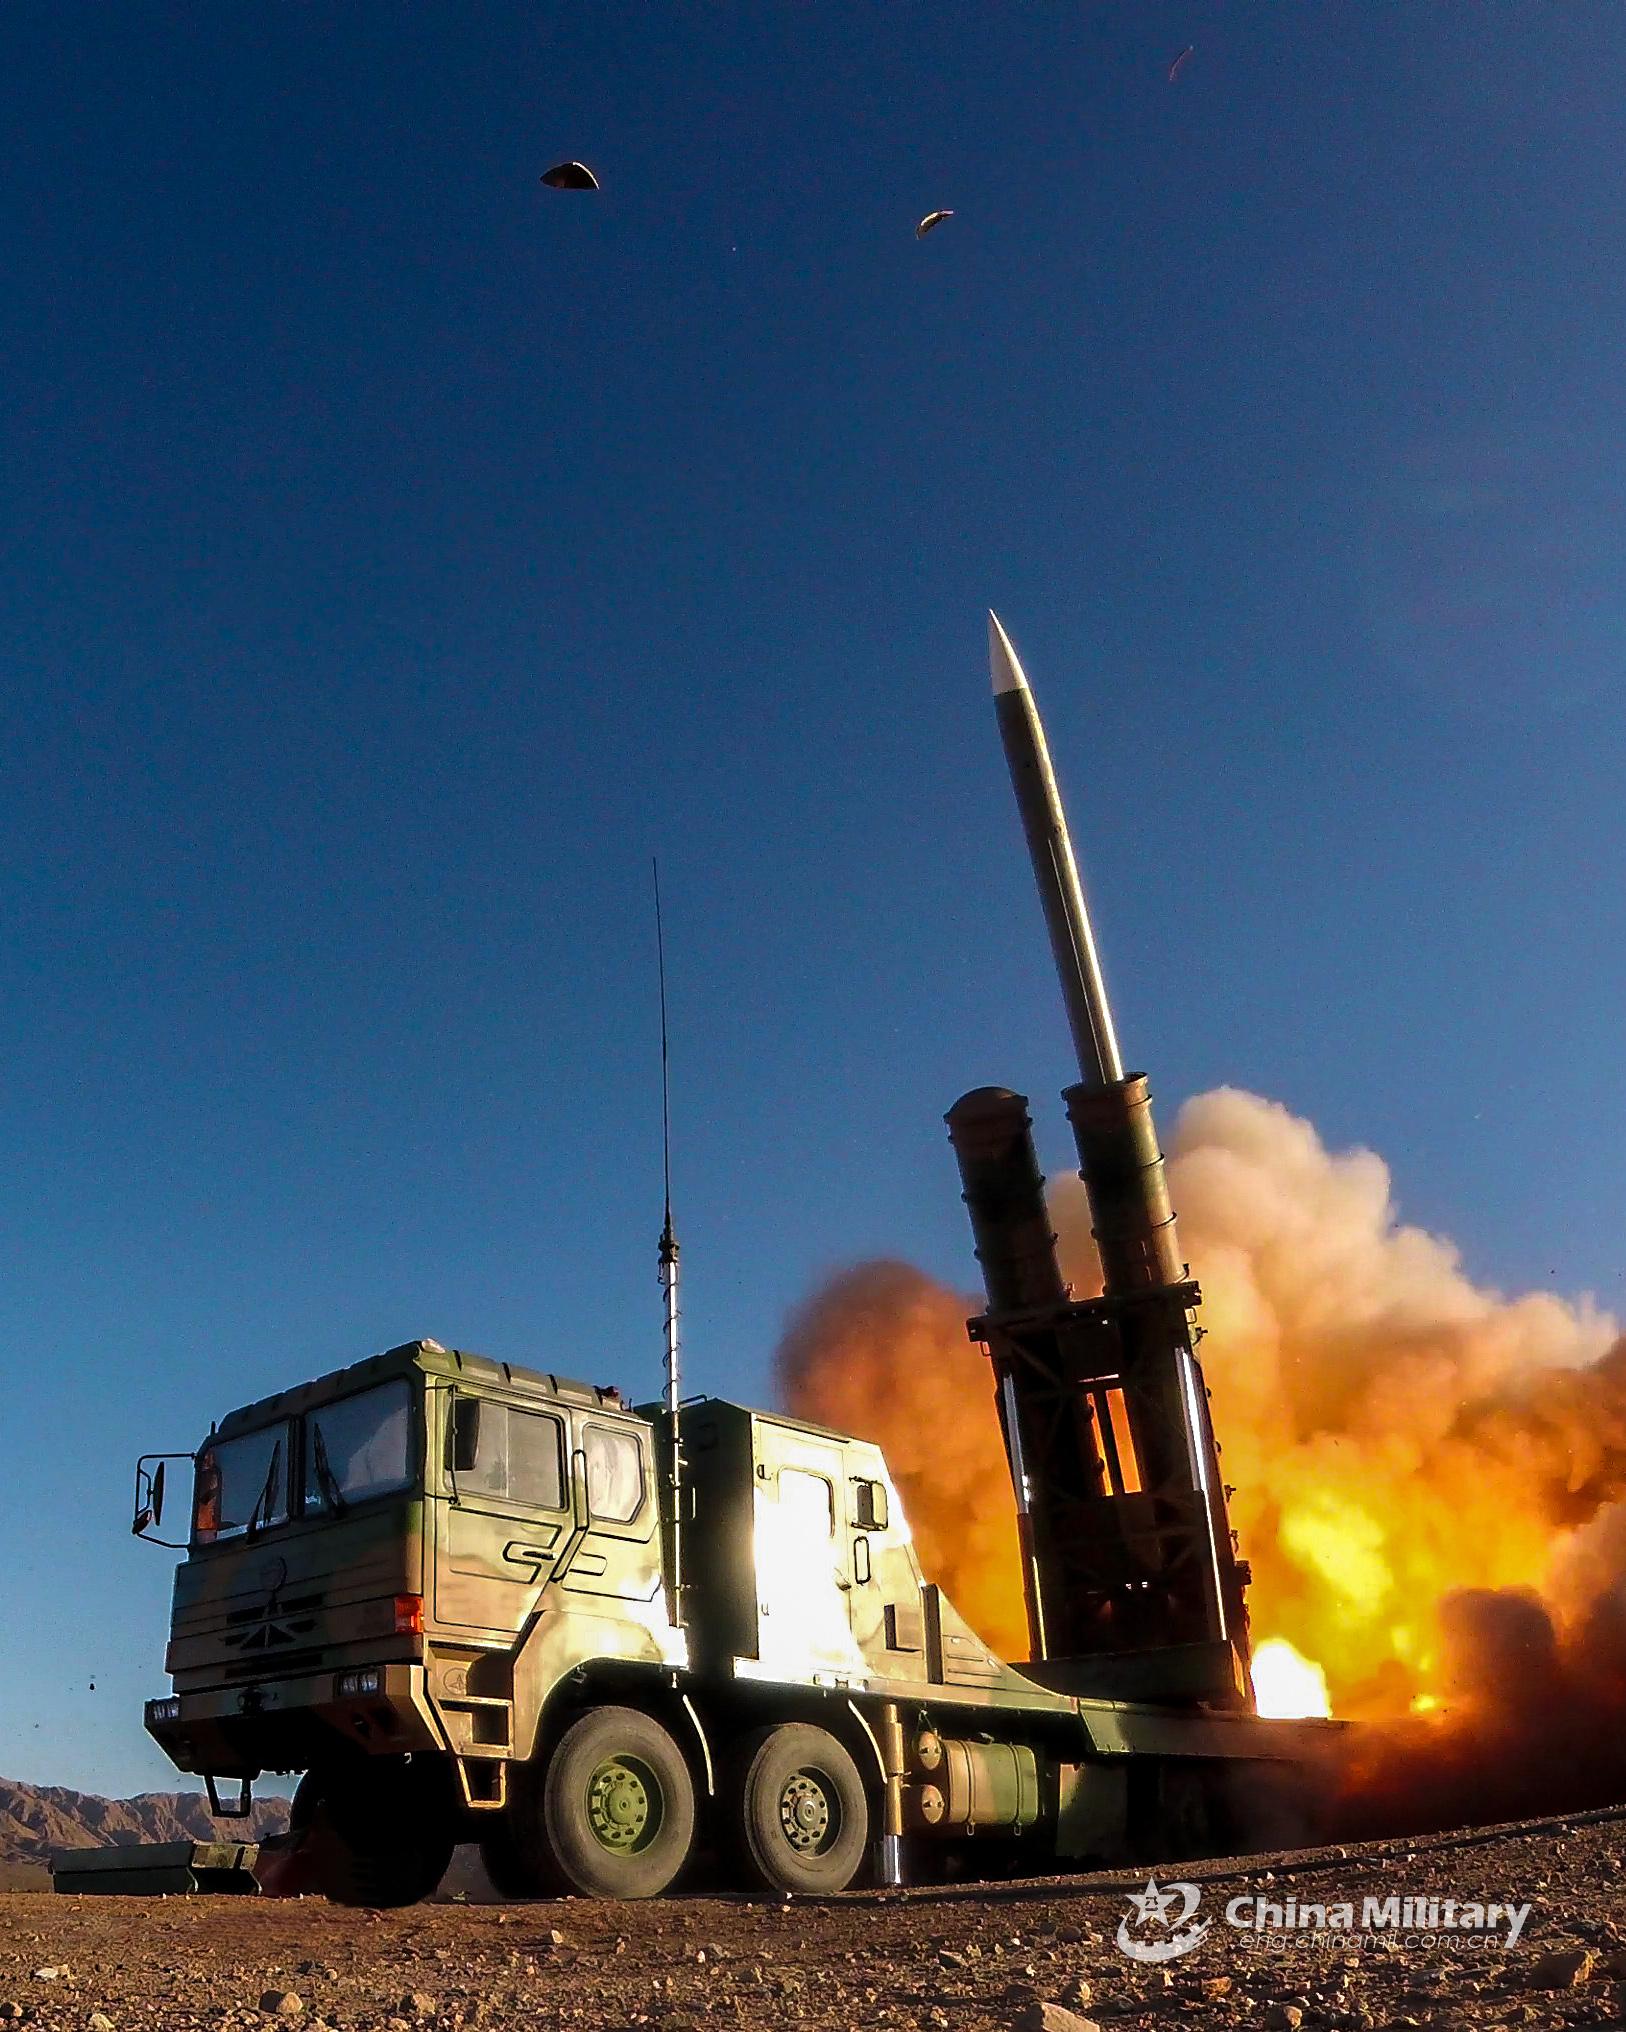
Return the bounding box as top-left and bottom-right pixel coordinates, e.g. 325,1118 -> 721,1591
3,3 -> 1623,1795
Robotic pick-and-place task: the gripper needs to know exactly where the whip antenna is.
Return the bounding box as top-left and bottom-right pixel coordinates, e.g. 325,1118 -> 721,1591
653,859 -> 683,1626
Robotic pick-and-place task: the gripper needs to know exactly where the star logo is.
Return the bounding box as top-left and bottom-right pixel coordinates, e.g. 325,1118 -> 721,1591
1125,1878 -> 1182,1925
219,1590 -> 316,1655
1116,1878 -> 1211,1963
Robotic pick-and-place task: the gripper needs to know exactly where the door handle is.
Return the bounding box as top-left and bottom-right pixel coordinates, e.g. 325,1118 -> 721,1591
547,1448 -> 592,1587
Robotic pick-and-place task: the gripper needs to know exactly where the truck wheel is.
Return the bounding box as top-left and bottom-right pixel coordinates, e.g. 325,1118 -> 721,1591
478,1819 -> 547,1900
533,1705 -> 696,1899
732,1723 -> 870,1894
291,1758 -> 454,1909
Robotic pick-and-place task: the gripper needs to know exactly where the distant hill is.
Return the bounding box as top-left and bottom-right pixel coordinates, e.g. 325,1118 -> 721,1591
0,1778 -> 501,1902
0,1776 -> 290,1872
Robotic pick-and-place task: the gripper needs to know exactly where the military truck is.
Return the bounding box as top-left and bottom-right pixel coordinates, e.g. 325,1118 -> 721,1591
128,617 -> 1339,1904
133,1335 -> 1327,1906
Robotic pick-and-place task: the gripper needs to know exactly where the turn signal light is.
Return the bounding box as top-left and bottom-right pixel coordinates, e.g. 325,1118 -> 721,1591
393,1593 -> 424,1636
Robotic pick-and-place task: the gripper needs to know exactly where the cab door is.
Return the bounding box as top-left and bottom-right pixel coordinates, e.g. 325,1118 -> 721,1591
555,1419 -> 664,1610
435,1391 -> 572,1637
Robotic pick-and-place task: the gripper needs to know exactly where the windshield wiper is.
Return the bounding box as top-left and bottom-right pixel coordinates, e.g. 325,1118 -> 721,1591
245,1439 -> 283,1541
311,1425 -> 347,1517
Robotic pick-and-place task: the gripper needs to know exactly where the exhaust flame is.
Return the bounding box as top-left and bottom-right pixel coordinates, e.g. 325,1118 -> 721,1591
1252,1637 -> 1332,1720
775,1088 -> 1626,1825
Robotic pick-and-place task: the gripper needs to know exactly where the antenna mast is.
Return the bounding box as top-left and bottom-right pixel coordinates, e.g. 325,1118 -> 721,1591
653,859 -> 683,1628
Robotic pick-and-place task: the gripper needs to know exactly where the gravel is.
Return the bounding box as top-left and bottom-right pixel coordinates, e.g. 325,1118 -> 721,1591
7,1806 -> 1626,2031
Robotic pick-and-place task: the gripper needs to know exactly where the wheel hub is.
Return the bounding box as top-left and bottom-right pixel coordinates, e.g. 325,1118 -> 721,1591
778,1770 -> 834,1854
586,1756 -> 660,1853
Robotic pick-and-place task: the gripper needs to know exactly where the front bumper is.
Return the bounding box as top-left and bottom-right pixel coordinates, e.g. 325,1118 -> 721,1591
145,1661 -> 443,1777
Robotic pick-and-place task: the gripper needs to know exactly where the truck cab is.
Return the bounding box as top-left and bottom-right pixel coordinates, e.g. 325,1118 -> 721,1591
141,1339 -> 696,1898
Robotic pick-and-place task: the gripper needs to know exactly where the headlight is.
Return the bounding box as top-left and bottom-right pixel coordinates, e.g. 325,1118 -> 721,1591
335,1668 -> 382,1698
146,1697 -> 182,1725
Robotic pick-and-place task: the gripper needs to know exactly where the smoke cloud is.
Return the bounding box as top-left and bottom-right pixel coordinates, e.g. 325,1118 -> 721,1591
774,1087 -> 1626,1828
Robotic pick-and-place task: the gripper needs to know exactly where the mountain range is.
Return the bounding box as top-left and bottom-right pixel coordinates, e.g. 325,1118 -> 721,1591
0,1776 -> 290,1886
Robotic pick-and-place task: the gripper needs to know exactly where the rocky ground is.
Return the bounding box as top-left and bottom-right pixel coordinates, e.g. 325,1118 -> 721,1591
5,1807 -> 1626,2032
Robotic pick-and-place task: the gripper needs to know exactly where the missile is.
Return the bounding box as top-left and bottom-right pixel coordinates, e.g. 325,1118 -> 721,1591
987,611 -> 1181,1295
988,611 -> 1123,1092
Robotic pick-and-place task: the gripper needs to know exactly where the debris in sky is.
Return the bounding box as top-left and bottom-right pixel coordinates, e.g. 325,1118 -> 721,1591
540,161 -> 600,191
916,209 -> 954,239
1168,45 -> 1195,82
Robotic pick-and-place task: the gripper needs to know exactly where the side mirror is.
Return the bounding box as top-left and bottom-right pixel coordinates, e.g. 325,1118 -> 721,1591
132,1460 -> 162,1534
133,1453 -> 193,1550
451,1396 -> 483,1475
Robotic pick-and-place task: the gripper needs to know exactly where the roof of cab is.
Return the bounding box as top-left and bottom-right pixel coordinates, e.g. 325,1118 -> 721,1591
661,1396 -> 872,1451
213,1339 -> 629,1441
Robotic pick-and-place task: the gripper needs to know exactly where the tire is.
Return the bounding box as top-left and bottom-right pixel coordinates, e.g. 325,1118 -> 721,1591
731,1723 -> 870,1894
291,1757 -> 455,1909
476,1760 -> 556,1899
528,1705 -> 696,1899
478,1819 -> 548,1900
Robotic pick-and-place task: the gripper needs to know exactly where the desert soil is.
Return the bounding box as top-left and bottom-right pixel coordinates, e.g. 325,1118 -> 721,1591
4,1807 -> 1626,2032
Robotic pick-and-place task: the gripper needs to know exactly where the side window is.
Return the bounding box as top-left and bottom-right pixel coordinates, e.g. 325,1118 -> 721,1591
853,1478 -> 889,1531
584,1426 -> 645,1524
508,1408 -> 567,1509
779,1467 -> 835,1538
453,1400 -> 565,1511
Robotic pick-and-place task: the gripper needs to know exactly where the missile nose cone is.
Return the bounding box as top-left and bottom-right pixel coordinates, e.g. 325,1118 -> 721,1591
988,610 -> 1029,696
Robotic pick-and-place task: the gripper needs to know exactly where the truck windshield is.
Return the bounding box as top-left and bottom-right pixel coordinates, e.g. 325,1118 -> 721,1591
193,1423 -> 292,1544
303,1379 -> 413,1515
